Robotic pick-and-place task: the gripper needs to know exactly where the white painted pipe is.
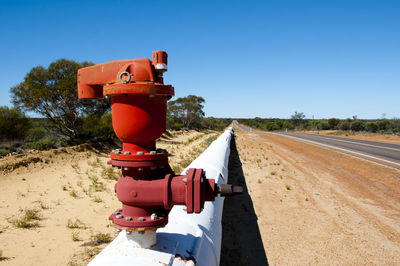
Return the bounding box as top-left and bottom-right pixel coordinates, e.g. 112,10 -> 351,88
89,127 -> 233,266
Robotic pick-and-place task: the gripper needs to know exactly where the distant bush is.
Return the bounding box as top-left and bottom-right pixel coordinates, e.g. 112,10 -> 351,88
318,121 -> 330,130
338,120 -> 350,131
265,122 -> 278,131
171,123 -> 183,131
0,106 -> 31,141
77,113 -> 116,141
350,120 -> 364,131
91,113 -> 115,140
328,118 -> 340,129
365,122 -> 379,133
27,126 -> 47,141
377,119 -> 390,131
29,139 -> 55,150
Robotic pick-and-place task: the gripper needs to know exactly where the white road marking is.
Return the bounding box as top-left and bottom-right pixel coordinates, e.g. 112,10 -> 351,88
318,136 -> 400,152
271,133 -> 400,168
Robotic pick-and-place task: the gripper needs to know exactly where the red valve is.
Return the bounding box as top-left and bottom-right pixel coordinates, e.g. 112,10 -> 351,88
77,51 -> 218,231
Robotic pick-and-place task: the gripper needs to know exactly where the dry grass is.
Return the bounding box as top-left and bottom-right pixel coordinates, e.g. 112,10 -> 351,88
39,200 -> 49,209
69,189 -> 79,198
66,218 -> 87,229
171,133 -> 218,173
67,247 -> 101,266
71,231 -> 80,241
101,166 -> 120,181
88,174 -> 106,192
91,232 -> 112,245
92,196 -> 103,203
11,208 -> 41,229
88,157 -> 101,167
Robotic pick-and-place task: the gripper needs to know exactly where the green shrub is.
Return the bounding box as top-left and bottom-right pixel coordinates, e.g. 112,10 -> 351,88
318,121 -> 330,130
338,121 -> 350,131
265,122 -> 278,131
365,122 -> 378,133
172,123 -> 183,131
377,119 -> 390,131
29,138 -> 55,150
328,118 -> 340,129
0,106 -> 31,141
350,120 -> 364,132
0,149 -> 9,157
27,126 -> 47,141
77,113 -> 116,141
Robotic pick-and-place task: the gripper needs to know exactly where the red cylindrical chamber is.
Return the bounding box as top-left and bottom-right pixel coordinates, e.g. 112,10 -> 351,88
111,95 -> 167,152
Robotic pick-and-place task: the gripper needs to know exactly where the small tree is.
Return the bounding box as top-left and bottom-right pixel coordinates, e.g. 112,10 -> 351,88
10,59 -> 110,141
291,111 -> 305,127
377,119 -> 390,131
350,120 -> 364,132
167,95 -> 205,129
0,106 -> 31,141
327,118 -> 340,130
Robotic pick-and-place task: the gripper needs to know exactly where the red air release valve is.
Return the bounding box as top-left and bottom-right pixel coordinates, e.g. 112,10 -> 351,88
77,51 -> 228,231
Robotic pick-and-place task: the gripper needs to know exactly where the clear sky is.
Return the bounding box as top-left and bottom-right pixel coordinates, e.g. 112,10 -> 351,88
0,0 -> 399,119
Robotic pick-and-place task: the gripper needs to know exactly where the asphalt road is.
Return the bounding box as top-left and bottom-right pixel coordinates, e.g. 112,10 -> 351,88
233,121 -> 400,169
276,132 -> 400,169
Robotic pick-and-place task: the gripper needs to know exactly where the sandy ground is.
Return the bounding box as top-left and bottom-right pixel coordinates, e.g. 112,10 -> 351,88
300,130 -> 400,144
233,126 -> 400,265
1,126 -> 399,265
0,130 -> 218,266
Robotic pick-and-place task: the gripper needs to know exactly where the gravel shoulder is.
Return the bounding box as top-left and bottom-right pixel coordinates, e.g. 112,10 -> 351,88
234,126 -> 400,265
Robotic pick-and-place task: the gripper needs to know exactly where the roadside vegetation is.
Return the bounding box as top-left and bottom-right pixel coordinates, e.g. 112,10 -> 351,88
238,112 -> 400,135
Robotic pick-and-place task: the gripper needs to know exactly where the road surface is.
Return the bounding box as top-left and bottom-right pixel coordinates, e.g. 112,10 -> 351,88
233,121 -> 400,169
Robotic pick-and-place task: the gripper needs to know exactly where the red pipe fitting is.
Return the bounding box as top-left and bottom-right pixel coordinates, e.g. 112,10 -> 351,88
109,168 -> 216,229
77,51 -> 218,231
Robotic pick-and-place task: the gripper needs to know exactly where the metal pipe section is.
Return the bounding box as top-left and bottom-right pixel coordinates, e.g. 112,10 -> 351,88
89,127 -> 233,266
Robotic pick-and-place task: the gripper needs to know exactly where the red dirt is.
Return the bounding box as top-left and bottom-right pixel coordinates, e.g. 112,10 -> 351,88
234,126 -> 400,265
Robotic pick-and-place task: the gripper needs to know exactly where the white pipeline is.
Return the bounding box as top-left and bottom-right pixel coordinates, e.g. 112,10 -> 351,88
89,127 -> 233,266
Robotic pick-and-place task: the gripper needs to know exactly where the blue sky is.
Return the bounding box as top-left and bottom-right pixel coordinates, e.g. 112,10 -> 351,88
0,0 -> 399,119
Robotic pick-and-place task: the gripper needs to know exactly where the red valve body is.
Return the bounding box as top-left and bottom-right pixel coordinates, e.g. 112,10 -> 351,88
77,51 -> 216,230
